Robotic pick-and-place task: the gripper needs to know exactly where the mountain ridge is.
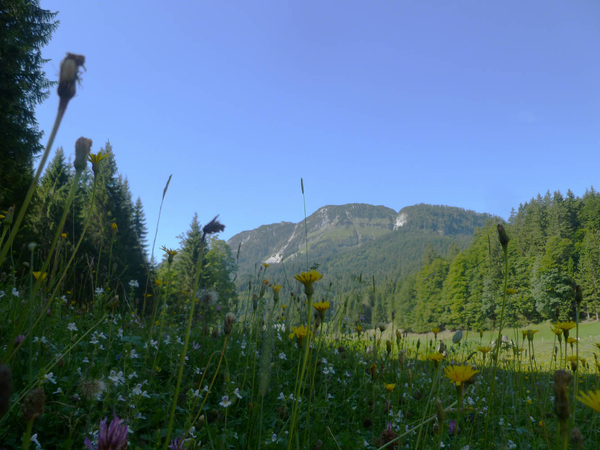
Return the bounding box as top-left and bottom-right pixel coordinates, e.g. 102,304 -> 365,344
227,203 -> 497,281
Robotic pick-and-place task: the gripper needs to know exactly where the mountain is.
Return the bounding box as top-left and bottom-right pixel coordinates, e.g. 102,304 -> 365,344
228,203 -> 497,287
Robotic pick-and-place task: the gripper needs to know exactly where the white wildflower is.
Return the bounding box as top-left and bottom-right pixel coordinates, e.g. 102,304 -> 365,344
44,372 -> 57,384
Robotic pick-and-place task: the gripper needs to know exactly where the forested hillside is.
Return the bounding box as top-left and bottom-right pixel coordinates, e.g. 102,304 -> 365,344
386,189 -> 600,332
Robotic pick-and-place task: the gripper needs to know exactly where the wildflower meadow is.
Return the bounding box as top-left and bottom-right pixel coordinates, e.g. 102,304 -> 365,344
2,25 -> 600,450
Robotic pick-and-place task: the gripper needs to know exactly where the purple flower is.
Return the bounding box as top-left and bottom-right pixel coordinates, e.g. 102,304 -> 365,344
84,412 -> 128,450
14,335 -> 25,346
115,353 -> 121,361
169,437 -> 186,450
192,341 -> 200,350
216,305 -> 222,313
448,419 -> 460,436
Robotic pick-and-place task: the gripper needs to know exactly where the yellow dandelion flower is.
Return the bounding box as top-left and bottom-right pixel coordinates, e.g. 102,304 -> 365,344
567,356 -> 578,362
428,352 -> 445,362
521,330 -> 528,338
568,337 -> 578,345
384,383 -> 396,393
477,346 -> 492,355
551,326 -> 563,337
527,329 -> 539,341
294,270 -> 323,296
432,327 -> 440,337
263,262 -> 270,268
155,279 -> 162,286
444,365 -> 479,387
356,325 -> 362,333
289,325 -> 308,340
557,321 -> 576,332
32,272 -> 47,281
61,233 -> 67,239
313,301 -> 331,318
506,288 -> 517,295
88,151 -> 108,174
272,284 -> 283,294
161,245 -> 178,264
578,390 -> 600,413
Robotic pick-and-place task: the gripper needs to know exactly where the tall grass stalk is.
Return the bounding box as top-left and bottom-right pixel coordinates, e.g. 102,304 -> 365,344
143,174 -> 172,316
483,228 -> 509,447
0,84 -> 75,268
6,176 -> 99,362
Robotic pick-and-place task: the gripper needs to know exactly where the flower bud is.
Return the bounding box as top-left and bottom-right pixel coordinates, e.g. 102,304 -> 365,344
452,330 -> 463,344
436,397 -> 445,423
553,370 -> 572,422
575,285 -> 583,305
2,206 -> 15,226
497,224 -> 509,250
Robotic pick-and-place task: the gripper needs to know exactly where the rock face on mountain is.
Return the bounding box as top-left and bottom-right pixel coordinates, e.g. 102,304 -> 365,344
227,203 -> 495,279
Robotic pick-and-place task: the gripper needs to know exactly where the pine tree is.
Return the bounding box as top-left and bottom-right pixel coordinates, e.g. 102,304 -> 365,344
174,213 -> 203,292
132,197 -> 149,260
0,0 -> 58,214
29,148 -> 73,260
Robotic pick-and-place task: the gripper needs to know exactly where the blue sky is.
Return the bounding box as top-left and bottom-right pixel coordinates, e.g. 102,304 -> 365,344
36,1 -> 599,252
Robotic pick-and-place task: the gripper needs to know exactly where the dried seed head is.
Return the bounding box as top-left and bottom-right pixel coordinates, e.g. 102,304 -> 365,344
58,53 -> 85,103
571,427 -> 584,449
74,137 -> 92,173
21,387 -> 45,422
224,312 -> 235,335
79,379 -> 106,399
553,370 -> 572,422
0,365 -> 11,419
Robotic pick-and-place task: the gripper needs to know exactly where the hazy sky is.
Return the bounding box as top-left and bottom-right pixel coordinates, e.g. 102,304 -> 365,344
35,1 -> 599,252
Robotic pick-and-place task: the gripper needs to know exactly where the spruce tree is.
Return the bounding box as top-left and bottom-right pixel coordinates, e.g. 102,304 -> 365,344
0,0 -> 58,213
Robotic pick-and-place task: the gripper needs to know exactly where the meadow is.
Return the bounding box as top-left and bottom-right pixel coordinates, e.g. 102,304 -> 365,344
2,53 -> 600,450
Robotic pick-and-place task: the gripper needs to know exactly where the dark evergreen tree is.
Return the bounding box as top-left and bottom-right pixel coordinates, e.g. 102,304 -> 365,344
132,197 -> 149,260
0,0 -> 58,213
